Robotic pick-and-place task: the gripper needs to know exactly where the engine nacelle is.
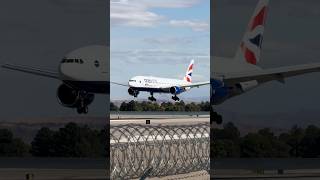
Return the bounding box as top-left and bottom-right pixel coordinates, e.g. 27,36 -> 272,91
57,84 -> 94,108
128,88 -> 134,95
211,79 -> 230,105
169,86 -> 184,95
57,84 -> 79,107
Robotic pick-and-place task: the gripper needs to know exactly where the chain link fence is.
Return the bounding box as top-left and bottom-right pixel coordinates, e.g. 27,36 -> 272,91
110,123 -> 210,179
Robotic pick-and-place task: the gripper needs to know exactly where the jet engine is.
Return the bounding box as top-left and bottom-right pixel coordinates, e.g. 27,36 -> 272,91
57,84 -> 94,108
169,86 -> 184,95
128,87 -> 139,97
128,88 -> 134,96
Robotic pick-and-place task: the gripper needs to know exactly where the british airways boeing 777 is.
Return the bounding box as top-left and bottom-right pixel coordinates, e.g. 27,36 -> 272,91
111,60 -> 210,102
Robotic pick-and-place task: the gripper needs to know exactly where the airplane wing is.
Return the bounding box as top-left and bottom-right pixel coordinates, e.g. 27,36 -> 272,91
180,81 -> 210,88
110,81 -> 129,87
221,63 -> 320,84
2,63 -> 59,79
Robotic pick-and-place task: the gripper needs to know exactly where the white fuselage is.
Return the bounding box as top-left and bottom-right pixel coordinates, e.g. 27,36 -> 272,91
58,45 -> 108,94
128,76 -> 191,93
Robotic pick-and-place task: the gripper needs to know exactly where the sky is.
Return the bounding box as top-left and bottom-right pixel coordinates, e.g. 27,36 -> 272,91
213,0 -> 320,127
110,0 -> 210,101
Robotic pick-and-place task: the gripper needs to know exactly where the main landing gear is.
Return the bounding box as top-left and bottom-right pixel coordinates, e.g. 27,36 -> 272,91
76,91 -> 91,114
172,95 -> 180,101
211,108 -> 223,125
148,92 -> 156,101
77,105 -> 88,114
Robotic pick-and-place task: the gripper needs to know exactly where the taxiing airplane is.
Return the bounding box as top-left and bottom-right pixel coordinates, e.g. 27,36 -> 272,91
112,60 -> 210,101
2,45 -> 107,114
212,0 -> 320,124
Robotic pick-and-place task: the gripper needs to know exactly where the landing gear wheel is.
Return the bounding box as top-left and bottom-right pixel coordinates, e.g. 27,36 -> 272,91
148,96 -> 156,101
77,107 -> 83,114
148,92 -> 156,101
172,96 -> 180,101
77,106 -> 88,114
83,106 -> 88,114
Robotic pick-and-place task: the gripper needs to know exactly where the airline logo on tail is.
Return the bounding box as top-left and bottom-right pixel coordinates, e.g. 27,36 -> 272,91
237,0 -> 269,65
184,59 -> 194,83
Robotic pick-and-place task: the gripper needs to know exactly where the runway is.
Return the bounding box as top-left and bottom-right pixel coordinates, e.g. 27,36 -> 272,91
110,113 -> 209,125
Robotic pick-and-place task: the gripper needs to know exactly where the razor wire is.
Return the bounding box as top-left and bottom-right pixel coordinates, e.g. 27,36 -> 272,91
110,123 -> 210,179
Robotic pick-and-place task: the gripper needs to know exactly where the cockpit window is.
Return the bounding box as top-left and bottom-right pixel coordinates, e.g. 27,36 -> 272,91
129,80 -> 136,82
61,58 -> 84,64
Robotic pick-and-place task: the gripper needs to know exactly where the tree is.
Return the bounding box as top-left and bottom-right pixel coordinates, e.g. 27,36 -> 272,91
0,129 -> 29,157
53,123 -> 104,157
31,127 -> 55,156
110,102 -> 119,111
280,125 -> 304,157
299,125 -> 320,157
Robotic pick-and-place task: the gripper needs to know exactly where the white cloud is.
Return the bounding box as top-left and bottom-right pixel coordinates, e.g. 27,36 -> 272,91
111,0 -> 202,27
169,20 -> 209,32
137,0 -> 201,8
111,2 -> 162,27
111,49 -> 209,65
143,37 -> 194,45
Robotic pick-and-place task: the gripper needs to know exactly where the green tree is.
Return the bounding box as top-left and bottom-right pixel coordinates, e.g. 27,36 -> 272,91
0,129 -> 29,157
31,127 -> 55,156
280,125 -> 304,157
53,123 -> 103,157
299,125 -> 320,157
110,102 -> 119,111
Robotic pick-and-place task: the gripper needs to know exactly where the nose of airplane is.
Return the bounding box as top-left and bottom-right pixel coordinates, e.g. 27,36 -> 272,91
59,61 -> 80,80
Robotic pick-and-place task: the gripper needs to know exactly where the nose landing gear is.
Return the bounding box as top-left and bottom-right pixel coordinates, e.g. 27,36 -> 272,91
76,91 -> 92,114
133,90 -> 139,98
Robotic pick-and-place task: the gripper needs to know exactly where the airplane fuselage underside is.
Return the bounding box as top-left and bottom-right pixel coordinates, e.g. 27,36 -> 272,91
130,87 -> 170,94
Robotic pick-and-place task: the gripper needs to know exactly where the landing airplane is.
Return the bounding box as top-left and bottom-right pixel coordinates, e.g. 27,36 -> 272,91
212,0 -> 320,124
112,60 -> 210,101
2,45 -> 107,114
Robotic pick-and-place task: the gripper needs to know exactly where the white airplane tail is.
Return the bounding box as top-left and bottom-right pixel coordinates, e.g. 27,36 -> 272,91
234,0 -> 269,66
184,59 -> 194,83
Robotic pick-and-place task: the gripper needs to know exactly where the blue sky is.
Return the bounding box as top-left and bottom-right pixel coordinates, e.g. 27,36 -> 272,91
110,0 -> 210,101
